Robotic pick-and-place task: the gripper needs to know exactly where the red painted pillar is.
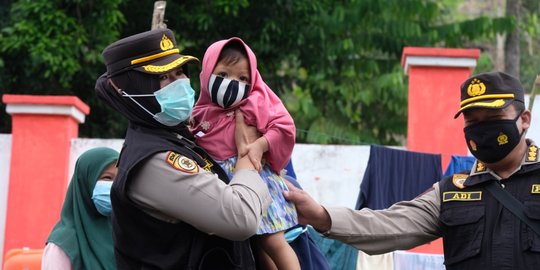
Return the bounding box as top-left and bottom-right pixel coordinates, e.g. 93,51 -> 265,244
401,47 -> 480,169
401,48 -> 479,255
2,95 -> 89,257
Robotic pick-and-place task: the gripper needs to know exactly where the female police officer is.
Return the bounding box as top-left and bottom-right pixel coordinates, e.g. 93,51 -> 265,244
95,28 -> 271,269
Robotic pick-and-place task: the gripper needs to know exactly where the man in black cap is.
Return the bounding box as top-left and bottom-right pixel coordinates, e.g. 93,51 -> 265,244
284,71 -> 540,269
95,28 -> 271,269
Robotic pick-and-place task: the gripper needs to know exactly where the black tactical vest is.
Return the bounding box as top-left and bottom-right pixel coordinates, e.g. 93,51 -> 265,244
111,124 -> 255,269
439,145 -> 540,269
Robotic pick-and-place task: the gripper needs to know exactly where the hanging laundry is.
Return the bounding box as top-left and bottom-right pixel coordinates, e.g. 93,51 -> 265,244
355,145 -> 442,210
443,155 -> 476,177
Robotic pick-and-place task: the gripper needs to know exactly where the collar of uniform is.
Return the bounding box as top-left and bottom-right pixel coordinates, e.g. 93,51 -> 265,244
464,166 -> 499,187
465,139 -> 539,187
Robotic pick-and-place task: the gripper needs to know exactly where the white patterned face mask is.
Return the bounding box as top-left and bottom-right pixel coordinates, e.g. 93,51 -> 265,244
208,74 -> 249,108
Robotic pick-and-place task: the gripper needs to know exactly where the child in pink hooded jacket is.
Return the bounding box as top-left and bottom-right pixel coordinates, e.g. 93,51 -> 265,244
190,38 -> 299,269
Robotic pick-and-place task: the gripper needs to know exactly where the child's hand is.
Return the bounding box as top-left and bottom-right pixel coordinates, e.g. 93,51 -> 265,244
235,111 -> 259,157
244,139 -> 265,172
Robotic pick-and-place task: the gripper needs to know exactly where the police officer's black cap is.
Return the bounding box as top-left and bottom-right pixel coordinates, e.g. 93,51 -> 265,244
102,28 -> 198,77
454,71 -> 525,118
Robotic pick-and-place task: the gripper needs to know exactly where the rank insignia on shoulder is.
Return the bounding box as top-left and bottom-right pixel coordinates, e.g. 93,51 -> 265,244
201,158 -> 214,172
452,174 -> 468,189
443,191 -> 482,202
166,152 -> 199,174
526,145 -> 538,162
532,184 -> 540,194
475,162 -> 486,172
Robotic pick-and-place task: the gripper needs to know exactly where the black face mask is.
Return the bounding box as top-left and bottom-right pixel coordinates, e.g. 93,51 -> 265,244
464,111 -> 524,163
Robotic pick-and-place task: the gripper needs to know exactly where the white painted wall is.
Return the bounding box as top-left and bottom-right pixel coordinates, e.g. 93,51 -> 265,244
0,134 -> 12,267
525,94 -> 540,141
291,144 -> 371,208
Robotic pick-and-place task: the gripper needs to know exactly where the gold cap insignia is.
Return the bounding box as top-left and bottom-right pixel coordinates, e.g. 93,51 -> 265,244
160,35 -> 174,51
497,133 -> 508,145
166,152 -> 199,174
528,145 -> 538,162
452,174 -> 468,189
532,184 -> 540,194
467,78 -> 486,97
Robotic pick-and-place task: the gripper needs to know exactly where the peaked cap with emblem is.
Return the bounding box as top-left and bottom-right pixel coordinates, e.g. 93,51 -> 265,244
102,28 -> 199,77
454,71 -> 525,118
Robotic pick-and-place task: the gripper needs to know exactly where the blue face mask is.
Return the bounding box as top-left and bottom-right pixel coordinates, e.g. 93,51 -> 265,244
284,225 -> 309,243
121,78 -> 195,126
153,78 -> 195,126
92,180 -> 113,216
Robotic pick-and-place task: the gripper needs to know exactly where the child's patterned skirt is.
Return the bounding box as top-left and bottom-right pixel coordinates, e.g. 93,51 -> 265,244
217,156 -> 298,234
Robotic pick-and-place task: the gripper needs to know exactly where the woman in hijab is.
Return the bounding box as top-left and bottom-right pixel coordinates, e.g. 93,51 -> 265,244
41,147 -> 119,270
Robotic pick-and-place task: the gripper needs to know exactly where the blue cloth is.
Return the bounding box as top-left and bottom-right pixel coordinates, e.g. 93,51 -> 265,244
443,155 -> 476,177
355,145 -> 442,210
283,161 -> 331,270
284,159 -> 297,179
307,227 -> 358,270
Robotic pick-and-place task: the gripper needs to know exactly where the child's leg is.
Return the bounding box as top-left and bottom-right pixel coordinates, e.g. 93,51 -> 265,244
253,242 -> 277,270
257,231 -> 300,270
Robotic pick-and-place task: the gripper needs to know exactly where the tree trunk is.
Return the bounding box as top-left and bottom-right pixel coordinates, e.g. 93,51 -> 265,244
495,0 -> 505,72
504,0 -> 521,77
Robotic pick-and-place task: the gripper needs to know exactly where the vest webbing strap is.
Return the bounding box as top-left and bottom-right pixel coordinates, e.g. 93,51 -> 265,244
485,180 -> 540,237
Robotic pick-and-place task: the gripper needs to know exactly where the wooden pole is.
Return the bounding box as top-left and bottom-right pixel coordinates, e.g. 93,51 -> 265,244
151,1 -> 167,30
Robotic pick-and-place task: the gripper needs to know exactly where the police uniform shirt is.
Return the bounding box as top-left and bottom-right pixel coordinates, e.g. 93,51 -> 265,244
128,151 -> 271,240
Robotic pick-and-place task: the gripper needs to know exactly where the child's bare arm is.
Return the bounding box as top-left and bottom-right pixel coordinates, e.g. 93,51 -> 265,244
244,137 -> 268,172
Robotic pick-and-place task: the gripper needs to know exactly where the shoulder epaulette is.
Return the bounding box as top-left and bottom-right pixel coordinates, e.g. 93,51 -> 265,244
526,145 -> 538,163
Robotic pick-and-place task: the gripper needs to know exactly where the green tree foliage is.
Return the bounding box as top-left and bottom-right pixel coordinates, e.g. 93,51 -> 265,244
162,0 -> 512,144
520,0 -> 540,91
0,0 -> 516,144
0,0 -> 126,137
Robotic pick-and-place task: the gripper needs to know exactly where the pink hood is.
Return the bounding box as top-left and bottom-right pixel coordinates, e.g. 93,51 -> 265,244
190,37 -> 295,173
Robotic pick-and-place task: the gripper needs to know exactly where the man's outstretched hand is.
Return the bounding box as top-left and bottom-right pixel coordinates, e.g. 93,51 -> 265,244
283,181 -> 332,233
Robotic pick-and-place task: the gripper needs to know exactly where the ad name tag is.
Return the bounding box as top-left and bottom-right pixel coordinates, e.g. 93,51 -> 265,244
443,191 -> 482,202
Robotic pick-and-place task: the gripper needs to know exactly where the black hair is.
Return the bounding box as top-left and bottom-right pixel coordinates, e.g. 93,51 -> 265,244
217,40 -> 248,66
511,100 -> 525,113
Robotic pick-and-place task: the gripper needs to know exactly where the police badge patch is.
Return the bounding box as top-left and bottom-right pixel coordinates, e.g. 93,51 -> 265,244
452,174 -> 468,189
166,151 -> 199,174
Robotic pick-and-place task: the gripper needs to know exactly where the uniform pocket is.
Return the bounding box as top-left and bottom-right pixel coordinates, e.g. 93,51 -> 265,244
440,204 -> 485,265
522,201 -> 540,252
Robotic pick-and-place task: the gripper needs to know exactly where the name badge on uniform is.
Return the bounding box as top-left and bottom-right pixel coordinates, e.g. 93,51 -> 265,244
442,191 -> 482,202
532,184 -> 540,194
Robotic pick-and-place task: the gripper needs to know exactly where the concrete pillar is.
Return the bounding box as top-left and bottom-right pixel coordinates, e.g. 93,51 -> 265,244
401,47 -> 480,169
1,95 -> 89,258
401,47 -> 480,255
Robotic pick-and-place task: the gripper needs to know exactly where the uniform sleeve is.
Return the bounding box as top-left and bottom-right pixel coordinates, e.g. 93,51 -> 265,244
324,183 -> 442,255
128,152 -> 271,241
41,243 -> 74,270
